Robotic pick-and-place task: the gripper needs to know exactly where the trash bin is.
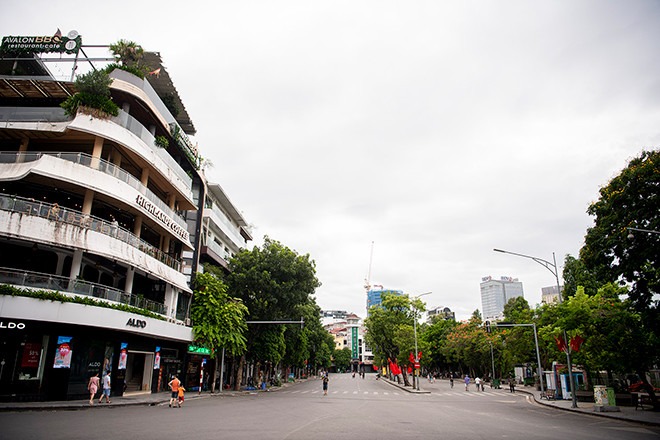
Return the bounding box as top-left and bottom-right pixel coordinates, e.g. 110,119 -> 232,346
606,387 -> 616,406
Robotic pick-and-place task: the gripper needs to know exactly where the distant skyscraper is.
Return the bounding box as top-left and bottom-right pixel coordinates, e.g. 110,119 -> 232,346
366,288 -> 403,315
480,276 -> 524,321
541,285 -> 563,304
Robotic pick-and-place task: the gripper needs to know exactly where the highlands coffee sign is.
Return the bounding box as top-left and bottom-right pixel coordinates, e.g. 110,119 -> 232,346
1,29 -> 82,55
136,194 -> 190,242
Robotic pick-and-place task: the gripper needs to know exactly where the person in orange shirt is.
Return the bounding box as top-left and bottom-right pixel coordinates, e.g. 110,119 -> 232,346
168,375 -> 181,408
177,386 -> 185,407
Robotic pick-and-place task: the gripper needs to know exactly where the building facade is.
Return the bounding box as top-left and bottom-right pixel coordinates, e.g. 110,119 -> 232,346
0,32 -> 249,401
366,288 -> 403,314
541,285 -> 563,304
426,306 -> 455,323
480,276 -> 524,321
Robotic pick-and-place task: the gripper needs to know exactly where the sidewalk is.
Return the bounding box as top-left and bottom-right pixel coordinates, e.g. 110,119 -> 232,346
513,386 -> 660,427
0,377 -> 311,412
383,378 -> 660,426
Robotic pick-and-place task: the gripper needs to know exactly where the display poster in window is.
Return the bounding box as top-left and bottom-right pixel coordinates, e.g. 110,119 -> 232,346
154,346 -> 161,370
118,342 -> 128,370
21,342 -> 41,368
53,336 -> 73,369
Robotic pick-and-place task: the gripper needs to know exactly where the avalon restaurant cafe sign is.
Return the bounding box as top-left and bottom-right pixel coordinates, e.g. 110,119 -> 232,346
1,30 -> 82,55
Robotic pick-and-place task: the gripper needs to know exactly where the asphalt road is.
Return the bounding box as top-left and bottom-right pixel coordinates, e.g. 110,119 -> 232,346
3,373 -> 659,439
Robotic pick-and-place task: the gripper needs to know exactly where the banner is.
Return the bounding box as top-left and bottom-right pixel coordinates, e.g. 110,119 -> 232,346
118,343 -> 128,370
53,336 -> 73,369
154,347 -> 161,370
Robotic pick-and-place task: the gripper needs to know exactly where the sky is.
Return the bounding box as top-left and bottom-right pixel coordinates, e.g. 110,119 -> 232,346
3,1 -> 659,321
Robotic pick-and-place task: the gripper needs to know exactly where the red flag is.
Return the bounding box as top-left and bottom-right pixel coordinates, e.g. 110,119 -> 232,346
570,335 -> 584,352
554,335 -> 567,352
417,351 -> 423,360
409,352 -> 415,363
373,364 -> 378,371
407,366 -> 412,374
149,68 -> 161,78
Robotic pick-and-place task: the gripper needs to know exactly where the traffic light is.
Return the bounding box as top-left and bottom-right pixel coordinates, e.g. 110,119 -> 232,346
484,321 -> 491,333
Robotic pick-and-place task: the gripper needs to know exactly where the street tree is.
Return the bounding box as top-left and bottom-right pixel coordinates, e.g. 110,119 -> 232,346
225,238 -> 321,390
333,347 -> 352,371
191,272 -> 248,392
579,149 -> 659,408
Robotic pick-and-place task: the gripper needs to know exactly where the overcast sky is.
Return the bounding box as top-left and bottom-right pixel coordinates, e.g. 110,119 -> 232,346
3,1 -> 659,321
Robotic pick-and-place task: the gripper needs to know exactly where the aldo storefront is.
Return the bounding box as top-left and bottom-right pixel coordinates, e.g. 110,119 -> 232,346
0,295 -> 193,402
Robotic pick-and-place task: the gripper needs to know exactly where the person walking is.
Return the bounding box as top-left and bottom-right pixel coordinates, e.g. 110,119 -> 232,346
509,375 -> 516,393
464,375 -> 470,391
169,375 -> 181,408
87,373 -> 100,405
322,373 -> 329,396
177,386 -> 185,407
475,376 -> 481,391
450,373 -> 454,388
99,372 -> 111,404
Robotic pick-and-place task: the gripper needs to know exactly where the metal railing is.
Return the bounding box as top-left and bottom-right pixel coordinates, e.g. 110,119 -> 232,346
0,267 -> 168,316
0,194 -> 182,271
0,151 -> 187,231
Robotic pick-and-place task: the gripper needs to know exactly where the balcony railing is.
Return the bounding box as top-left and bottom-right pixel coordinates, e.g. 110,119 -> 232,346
0,151 -> 187,231
0,194 -> 182,271
0,267 -> 168,316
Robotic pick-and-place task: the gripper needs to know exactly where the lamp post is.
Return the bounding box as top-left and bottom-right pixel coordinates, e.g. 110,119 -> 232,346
412,292 -> 431,391
493,248 -> 577,408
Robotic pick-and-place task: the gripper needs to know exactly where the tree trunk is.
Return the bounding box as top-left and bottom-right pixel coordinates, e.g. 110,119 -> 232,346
402,370 -> 411,387
233,353 -> 246,391
211,357 -> 218,393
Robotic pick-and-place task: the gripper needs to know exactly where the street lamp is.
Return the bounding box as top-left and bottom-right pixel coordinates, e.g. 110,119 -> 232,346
493,248 -> 578,408
627,227 -> 660,239
412,292 -> 431,391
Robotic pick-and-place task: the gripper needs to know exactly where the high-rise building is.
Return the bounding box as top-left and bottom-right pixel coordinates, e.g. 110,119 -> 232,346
541,285 -> 563,304
480,276 -> 524,321
366,288 -> 403,314
0,32 -> 250,401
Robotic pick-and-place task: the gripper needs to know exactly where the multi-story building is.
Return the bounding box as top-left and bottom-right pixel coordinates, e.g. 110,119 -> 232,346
199,182 -> 252,273
480,276 -> 524,321
541,285 -> 562,304
0,32 -> 249,401
366,287 -> 403,314
426,306 -> 455,323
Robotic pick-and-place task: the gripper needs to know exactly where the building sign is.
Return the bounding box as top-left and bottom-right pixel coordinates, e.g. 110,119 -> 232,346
126,318 -> 147,328
1,30 -> 82,55
53,336 -> 73,369
188,345 -> 211,355
0,321 -> 26,329
136,194 -> 189,242
351,327 -> 358,359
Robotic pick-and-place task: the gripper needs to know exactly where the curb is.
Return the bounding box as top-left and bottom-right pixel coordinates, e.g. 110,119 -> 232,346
380,377 -> 431,394
513,388 -> 660,427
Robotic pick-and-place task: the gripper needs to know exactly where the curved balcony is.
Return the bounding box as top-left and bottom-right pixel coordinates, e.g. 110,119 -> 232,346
0,267 -> 168,316
0,151 -> 188,233
0,194 -> 181,271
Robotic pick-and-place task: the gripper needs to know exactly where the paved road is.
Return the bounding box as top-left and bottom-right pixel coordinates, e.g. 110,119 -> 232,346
3,374 -> 659,439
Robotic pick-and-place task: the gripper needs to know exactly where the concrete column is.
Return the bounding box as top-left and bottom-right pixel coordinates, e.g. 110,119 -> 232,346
90,136 -> 104,169
55,252 -> 66,276
69,249 -> 83,280
140,168 -> 149,195
164,285 -> 177,319
133,215 -> 143,238
82,189 -> 94,216
124,266 -> 135,294
17,138 -> 29,163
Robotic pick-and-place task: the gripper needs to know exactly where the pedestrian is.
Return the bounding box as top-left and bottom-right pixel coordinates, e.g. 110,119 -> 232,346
177,386 -> 185,407
99,372 -> 111,404
509,375 -> 515,393
169,374 -> 181,408
450,373 -> 454,388
464,375 -> 470,391
87,372 -> 100,405
475,376 -> 481,391
322,374 -> 329,396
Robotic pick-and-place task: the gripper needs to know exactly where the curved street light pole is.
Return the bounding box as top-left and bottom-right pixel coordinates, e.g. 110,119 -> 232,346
412,292 -> 432,391
493,249 -> 578,408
